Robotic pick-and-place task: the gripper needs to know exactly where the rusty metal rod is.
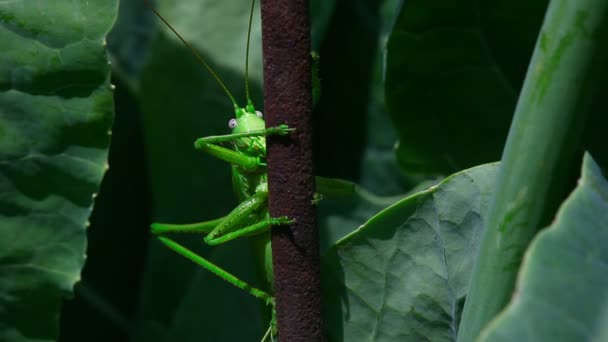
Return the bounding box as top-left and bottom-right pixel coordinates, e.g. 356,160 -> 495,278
260,0 -> 324,340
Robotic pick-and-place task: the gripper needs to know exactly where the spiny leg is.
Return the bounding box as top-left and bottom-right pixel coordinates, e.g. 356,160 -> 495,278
197,143 -> 262,170
195,125 -> 293,147
151,216 -> 226,235
261,325 -> 272,342
204,189 -> 268,243
151,191 -> 294,245
261,327 -> 271,342
157,236 -> 274,306
206,216 -> 294,246
194,125 -> 293,170
262,303 -> 278,342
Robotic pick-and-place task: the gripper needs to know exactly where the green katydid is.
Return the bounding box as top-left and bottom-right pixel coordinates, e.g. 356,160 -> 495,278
145,0 -> 296,340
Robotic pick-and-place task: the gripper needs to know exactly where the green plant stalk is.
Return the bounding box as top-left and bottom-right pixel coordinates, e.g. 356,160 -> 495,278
457,1 -> 608,341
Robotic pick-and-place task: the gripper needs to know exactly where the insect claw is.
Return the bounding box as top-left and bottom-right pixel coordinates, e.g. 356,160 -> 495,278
276,124 -> 294,136
273,216 -> 295,225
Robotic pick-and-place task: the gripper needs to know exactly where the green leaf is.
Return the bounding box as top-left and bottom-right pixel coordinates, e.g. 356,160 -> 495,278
323,163 -> 498,341
314,0 -> 395,182
458,2 -> 608,338
385,0 -> 548,174
358,0 -> 412,194
316,177 -> 408,253
478,153 -> 608,341
107,0 -> 157,87
0,1 -> 117,341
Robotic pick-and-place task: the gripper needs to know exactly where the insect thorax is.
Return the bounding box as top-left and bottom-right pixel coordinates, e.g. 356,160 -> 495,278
231,166 -> 267,202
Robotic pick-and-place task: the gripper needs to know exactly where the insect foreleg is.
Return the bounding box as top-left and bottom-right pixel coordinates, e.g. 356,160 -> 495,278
157,236 -> 274,305
150,216 -> 226,235
198,143 -> 262,170
194,125 -> 294,169
194,124 -> 293,148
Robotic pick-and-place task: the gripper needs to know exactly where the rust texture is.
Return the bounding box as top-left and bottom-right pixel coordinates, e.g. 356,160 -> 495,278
261,0 -> 324,341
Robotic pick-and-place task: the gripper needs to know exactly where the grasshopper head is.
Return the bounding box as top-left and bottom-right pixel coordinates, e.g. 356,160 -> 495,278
230,107 -> 265,133
229,107 -> 266,155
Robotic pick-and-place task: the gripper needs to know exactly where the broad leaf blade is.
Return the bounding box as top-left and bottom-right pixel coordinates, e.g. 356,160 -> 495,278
107,0 -> 157,87
385,0 -> 548,174
0,1 -> 117,341
317,177 -> 407,252
479,153 -> 608,341
323,163 -> 498,341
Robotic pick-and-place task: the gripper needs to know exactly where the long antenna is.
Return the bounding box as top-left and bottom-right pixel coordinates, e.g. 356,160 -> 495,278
144,0 -> 239,109
244,0 -> 256,112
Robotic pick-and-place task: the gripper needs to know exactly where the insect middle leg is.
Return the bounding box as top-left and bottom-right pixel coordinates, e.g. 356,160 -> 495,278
203,190 -> 293,245
151,190 -> 293,245
151,216 -> 226,235
205,215 -> 294,246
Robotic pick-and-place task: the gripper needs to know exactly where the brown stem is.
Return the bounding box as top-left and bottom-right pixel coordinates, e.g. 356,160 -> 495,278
260,0 -> 324,341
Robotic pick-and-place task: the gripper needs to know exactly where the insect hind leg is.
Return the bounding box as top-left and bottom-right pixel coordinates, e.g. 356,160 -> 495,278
157,236 -> 274,305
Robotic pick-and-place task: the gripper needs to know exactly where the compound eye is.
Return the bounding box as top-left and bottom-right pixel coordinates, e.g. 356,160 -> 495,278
228,118 -> 237,129
256,111 -> 263,118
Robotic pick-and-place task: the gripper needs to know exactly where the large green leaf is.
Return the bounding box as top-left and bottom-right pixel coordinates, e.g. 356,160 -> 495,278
107,0 -> 157,86
478,153 -> 608,341
59,2 -> 158,340
385,0 -> 548,174
457,1 -> 608,337
323,163 -> 498,341
358,0 -> 412,195
317,177 -> 407,253
0,1 -> 117,341
314,0 -> 394,182
58,77 -> 151,342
